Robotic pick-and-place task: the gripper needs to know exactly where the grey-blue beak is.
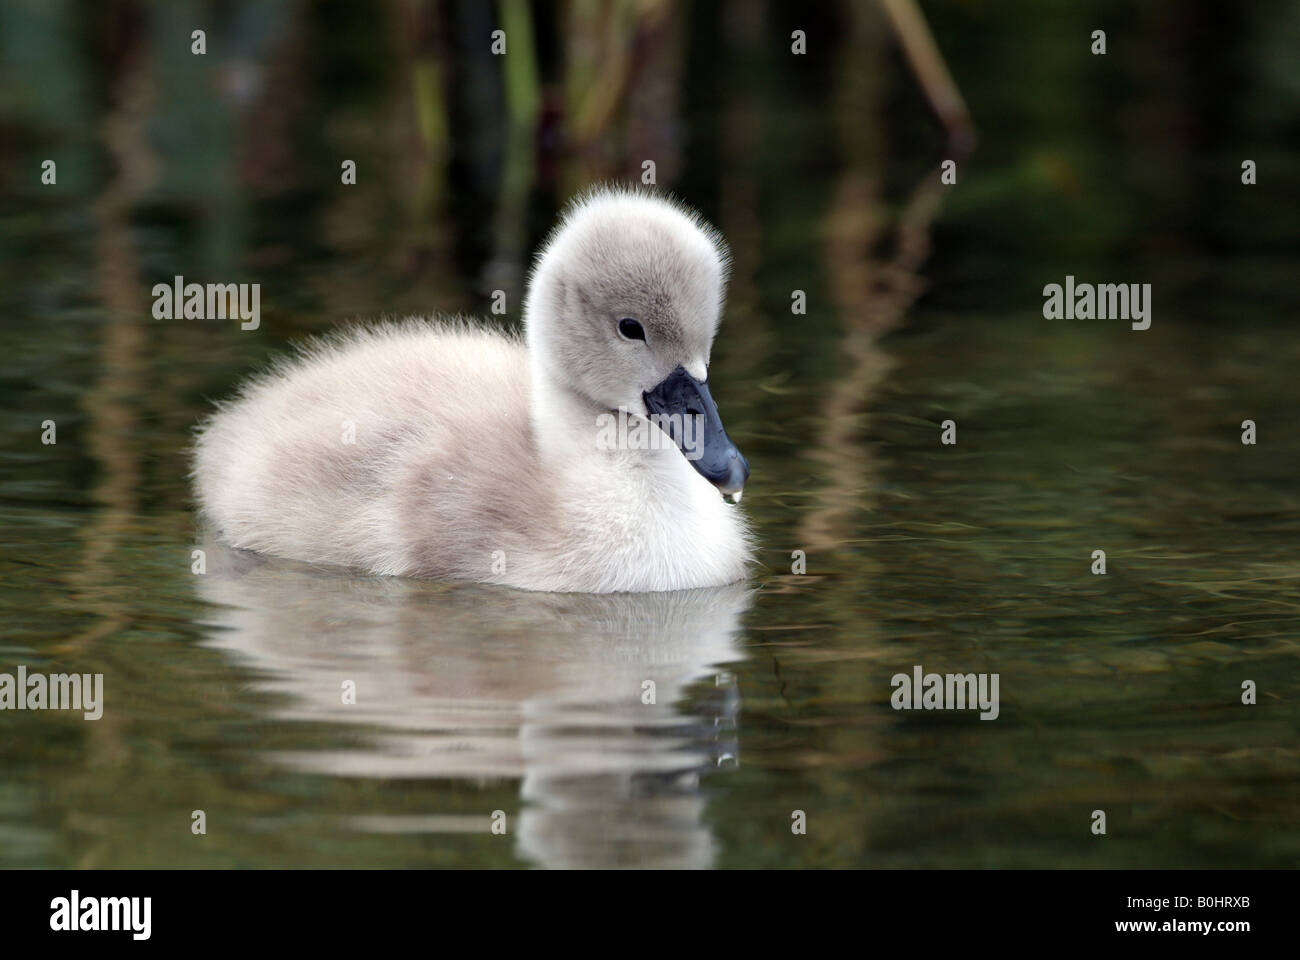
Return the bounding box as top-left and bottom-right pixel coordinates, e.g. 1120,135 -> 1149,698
643,366 -> 749,499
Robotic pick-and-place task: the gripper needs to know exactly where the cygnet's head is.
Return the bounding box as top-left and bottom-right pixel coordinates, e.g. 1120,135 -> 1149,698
524,187 -> 749,498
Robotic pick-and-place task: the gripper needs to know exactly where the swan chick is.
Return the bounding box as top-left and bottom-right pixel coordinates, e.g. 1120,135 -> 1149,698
193,188 -> 753,593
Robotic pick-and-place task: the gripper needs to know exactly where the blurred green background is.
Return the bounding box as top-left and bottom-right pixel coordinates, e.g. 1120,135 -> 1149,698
0,0 -> 1297,868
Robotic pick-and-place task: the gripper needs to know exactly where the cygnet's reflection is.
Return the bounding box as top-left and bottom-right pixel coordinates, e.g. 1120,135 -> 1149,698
194,543 -> 752,868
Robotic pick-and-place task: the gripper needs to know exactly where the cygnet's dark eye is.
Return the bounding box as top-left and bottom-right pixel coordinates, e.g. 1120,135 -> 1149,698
617,318 -> 646,341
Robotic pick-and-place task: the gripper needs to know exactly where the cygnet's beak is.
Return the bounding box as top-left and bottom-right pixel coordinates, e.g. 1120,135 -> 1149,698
643,365 -> 749,501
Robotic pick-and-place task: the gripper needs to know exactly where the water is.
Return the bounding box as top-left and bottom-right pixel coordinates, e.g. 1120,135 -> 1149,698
2,1 -> 1298,868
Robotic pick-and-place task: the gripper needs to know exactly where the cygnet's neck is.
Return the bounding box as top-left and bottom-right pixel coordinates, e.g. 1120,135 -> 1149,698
527,353 -> 607,460
526,351 -> 688,490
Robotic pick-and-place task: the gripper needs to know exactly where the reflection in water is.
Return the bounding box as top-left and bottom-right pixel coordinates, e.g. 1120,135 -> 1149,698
194,543 -> 752,868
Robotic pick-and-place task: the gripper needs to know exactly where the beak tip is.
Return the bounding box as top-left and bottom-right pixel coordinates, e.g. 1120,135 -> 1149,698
718,452 -> 749,502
